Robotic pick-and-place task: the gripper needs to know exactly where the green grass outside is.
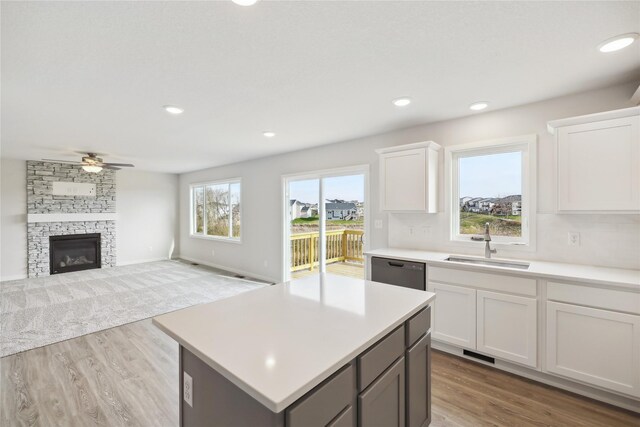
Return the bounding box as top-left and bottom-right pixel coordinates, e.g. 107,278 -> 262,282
291,216 -> 363,226
460,212 -> 521,237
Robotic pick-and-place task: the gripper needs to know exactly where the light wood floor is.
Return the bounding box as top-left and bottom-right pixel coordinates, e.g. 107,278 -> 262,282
2,319 -> 638,427
291,261 -> 364,279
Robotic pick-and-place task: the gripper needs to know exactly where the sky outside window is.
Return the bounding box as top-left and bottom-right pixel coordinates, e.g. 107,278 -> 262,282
459,152 -> 522,198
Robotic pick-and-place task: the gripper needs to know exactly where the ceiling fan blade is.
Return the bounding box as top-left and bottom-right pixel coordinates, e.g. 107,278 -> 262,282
103,162 -> 134,167
42,159 -> 83,164
101,165 -> 122,170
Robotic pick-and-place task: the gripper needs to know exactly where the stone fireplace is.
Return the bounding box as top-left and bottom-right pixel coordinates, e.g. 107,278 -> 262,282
27,161 -> 117,277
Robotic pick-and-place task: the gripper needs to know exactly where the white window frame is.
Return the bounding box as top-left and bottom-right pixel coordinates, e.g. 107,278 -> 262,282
445,134 -> 537,249
281,164 -> 370,283
189,178 -> 242,243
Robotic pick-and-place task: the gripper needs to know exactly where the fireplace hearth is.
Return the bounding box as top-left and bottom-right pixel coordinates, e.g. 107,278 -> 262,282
49,233 -> 101,275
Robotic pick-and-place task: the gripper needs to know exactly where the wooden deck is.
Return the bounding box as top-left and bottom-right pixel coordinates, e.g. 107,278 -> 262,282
292,261 -> 364,279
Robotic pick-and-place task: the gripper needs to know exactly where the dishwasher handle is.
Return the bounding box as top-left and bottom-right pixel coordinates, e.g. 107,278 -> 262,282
388,261 -> 405,268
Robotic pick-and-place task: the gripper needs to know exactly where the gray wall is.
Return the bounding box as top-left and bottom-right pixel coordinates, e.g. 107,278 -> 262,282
178,81 -> 640,282
0,159 -> 28,280
116,169 -> 179,265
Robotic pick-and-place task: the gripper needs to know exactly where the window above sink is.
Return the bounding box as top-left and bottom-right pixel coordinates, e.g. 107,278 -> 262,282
445,134 -> 537,249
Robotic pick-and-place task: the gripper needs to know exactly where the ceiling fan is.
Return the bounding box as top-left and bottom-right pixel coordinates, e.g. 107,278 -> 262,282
42,153 -> 135,173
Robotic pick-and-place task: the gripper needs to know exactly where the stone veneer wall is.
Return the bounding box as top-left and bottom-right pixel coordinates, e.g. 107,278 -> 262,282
27,161 -> 117,277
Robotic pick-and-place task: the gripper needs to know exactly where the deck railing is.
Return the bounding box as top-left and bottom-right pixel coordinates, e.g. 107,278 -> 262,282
291,229 -> 364,272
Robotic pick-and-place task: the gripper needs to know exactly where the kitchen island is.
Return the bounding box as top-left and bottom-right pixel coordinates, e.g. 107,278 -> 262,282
153,273 -> 435,427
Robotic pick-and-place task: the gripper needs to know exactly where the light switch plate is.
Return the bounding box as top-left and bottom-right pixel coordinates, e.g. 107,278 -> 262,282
374,219 -> 383,229
183,372 -> 193,407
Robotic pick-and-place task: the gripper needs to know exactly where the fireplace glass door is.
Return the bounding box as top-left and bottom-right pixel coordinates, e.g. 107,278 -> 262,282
49,233 -> 101,274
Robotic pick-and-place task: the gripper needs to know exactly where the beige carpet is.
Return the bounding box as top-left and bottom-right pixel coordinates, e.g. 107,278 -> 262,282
0,260 -> 268,357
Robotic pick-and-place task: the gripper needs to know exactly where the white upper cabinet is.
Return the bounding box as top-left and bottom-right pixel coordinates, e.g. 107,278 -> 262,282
548,107 -> 640,213
376,141 -> 441,212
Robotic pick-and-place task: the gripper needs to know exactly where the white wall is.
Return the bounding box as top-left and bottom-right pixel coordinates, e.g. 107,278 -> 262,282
0,158 -> 28,281
179,81 -> 640,281
116,169 -> 179,265
0,161 -> 179,280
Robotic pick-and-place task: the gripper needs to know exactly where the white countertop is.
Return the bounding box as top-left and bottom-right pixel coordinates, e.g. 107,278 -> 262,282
152,273 -> 435,413
365,248 -> 640,290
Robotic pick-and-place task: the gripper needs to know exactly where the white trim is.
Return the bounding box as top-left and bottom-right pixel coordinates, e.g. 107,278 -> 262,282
27,213 -> 118,223
189,177 -> 242,242
281,164 -> 370,283
1,273 -> 28,282
179,256 -> 277,284
375,140 -> 441,155
116,256 -> 172,266
547,106 -> 640,134
444,134 -> 537,250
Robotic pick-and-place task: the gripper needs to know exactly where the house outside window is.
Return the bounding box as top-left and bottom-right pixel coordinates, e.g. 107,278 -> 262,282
446,135 -> 536,247
191,179 -> 241,241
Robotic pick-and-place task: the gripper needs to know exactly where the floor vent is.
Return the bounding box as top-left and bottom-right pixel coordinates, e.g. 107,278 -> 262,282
234,274 -> 246,279
191,263 -> 199,266
463,350 -> 495,364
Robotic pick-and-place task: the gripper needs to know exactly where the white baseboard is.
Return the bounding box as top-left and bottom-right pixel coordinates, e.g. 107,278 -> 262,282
432,341 -> 640,413
116,256 -> 171,266
0,273 -> 28,282
178,256 -> 277,284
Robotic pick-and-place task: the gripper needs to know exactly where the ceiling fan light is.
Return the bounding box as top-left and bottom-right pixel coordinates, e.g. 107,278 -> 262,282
82,165 -> 103,173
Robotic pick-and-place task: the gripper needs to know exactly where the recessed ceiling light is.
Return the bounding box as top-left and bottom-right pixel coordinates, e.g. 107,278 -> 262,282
469,102 -> 488,111
162,105 -> 184,115
263,131 -> 276,138
232,0 -> 259,6
392,97 -> 412,107
598,33 -> 639,53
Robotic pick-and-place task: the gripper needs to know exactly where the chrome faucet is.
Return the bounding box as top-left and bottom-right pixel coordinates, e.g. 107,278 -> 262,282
484,223 -> 497,259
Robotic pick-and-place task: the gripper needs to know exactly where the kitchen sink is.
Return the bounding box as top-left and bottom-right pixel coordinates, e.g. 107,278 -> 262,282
444,256 -> 530,270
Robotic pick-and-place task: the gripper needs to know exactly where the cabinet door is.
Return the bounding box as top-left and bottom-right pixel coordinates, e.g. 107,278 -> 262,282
477,291 -> 537,367
406,333 -> 431,427
546,301 -> 640,397
358,357 -> 405,427
428,282 -> 476,348
557,115 -> 640,211
380,148 -> 426,211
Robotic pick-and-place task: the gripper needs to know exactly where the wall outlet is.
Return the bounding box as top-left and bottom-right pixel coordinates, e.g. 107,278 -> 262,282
183,372 -> 193,407
374,219 -> 383,229
211,249 -> 215,257
568,232 -> 580,246
263,260 -> 268,267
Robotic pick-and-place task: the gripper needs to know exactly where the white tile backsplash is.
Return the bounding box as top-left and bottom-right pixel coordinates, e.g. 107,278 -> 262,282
388,213 -> 640,270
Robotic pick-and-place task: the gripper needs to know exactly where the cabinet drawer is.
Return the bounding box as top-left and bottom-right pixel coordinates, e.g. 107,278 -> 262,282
286,363 -> 355,427
429,266 -> 536,297
328,405 -> 355,427
358,325 -> 405,391
406,306 -> 430,347
547,281 -> 640,315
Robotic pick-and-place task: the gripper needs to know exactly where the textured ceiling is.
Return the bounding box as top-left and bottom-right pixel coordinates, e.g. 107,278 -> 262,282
2,1 -> 639,173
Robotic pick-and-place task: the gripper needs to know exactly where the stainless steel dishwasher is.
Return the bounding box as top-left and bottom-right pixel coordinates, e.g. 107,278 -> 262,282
371,256 -> 426,290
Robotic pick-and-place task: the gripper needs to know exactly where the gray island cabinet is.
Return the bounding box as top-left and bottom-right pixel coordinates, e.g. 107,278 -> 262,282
153,274 -> 435,427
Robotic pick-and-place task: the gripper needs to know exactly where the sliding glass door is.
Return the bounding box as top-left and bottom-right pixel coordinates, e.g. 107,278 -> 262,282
284,166 -> 367,281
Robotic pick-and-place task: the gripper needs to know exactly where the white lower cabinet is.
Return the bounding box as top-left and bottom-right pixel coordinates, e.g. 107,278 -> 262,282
427,282 -> 476,349
477,291 -> 537,367
546,301 -> 640,398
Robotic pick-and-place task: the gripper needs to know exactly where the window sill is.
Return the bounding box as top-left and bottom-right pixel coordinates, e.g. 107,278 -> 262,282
189,234 -> 242,244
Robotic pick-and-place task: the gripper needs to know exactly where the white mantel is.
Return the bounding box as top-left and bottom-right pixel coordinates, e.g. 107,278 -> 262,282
27,213 -> 118,223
